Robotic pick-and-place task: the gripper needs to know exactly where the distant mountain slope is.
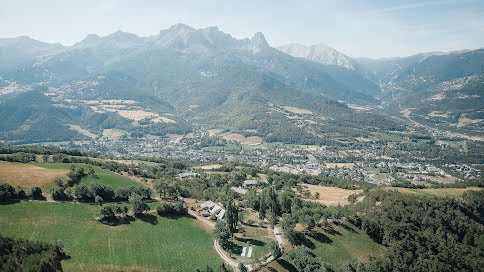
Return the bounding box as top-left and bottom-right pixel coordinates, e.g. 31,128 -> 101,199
0,91 -> 79,143
276,43 -> 382,98
356,49 -> 484,99
0,36 -> 64,73
0,25 -> 379,105
399,74 -> 484,134
277,43 -> 355,69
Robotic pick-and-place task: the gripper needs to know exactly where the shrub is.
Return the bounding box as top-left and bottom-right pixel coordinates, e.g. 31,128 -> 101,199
50,186 -> 70,201
129,193 -> 149,216
30,187 -> 44,200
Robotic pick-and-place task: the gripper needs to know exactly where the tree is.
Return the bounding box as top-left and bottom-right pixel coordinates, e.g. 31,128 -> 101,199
218,263 -> 229,272
30,186 -> 44,200
226,200 -> 239,236
95,195 -> 103,206
73,183 -> 93,201
288,246 -> 322,272
269,240 -> 282,259
259,192 -> 267,220
214,221 -> 230,249
238,263 -> 248,272
246,188 -> 259,210
66,166 -> 85,187
89,182 -> 115,201
280,213 -> 296,231
50,186 -> 69,201
53,177 -> 64,188
153,179 -> 167,199
314,192 -> 320,199
87,166 -> 98,179
129,193 -> 149,216
0,183 -> 17,202
98,205 -> 116,221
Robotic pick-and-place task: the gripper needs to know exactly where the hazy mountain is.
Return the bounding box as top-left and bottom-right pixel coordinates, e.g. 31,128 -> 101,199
277,43 -> 355,70
0,36 -> 64,73
0,24 -> 481,144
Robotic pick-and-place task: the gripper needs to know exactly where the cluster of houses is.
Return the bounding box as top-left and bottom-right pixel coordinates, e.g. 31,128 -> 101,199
198,201 -> 226,221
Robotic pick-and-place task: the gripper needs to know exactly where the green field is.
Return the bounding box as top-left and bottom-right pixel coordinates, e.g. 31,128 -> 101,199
35,163 -> 139,189
307,223 -> 385,267
0,201 -> 221,271
264,223 -> 385,271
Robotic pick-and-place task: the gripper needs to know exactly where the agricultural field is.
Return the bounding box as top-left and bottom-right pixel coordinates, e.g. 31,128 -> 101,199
388,186 -> 483,198
294,184 -> 362,206
34,163 -> 139,189
0,201 -> 222,271
0,161 -> 67,191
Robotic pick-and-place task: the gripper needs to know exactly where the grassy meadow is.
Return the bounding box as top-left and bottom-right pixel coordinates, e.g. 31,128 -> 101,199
0,201 -> 222,271
263,222 -> 385,272
34,163 -> 139,189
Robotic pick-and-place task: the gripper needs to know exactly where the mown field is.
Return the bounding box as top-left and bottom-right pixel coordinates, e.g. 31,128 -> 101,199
34,163 -> 139,189
0,161 -> 67,191
0,201 -> 222,271
294,184 -> 362,206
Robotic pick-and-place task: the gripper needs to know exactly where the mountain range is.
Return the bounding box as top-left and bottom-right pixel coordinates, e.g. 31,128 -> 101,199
0,24 -> 482,144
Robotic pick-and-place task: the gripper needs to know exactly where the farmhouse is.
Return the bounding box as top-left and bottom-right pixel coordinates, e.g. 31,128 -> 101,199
243,179 -> 267,187
198,200 -> 226,221
231,186 -> 248,195
179,171 -> 198,179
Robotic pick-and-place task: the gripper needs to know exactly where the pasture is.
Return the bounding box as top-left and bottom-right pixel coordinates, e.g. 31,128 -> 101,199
307,222 -> 385,267
295,184 -> 362,206
0,161 -> 67,191
0,201 -> 221,271
34,163 -> 139,189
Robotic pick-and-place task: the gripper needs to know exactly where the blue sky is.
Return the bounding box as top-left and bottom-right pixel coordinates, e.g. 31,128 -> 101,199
0,0 -> 483,58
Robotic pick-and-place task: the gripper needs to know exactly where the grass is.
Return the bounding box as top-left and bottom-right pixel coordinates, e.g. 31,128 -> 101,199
0,201 -> 222,271
262,222 -> 384,271
34,163 -> 139,189
0,161 -> 67,191
388,186 -> 483,198
302,223 -> 385,269
295,184 -> 362,206
229,226 -> 274,264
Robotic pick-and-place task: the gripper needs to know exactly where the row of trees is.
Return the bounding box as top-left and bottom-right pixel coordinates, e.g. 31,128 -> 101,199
0,183 -> 45,202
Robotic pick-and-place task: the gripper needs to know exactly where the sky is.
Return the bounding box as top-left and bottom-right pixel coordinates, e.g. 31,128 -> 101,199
0,0 -> 483,58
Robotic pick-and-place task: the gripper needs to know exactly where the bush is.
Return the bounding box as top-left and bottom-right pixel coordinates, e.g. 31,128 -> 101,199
73,184 -> 93,201
129,193 -> 149,216
98,204 -> 117,221
156,201 -> 187,216
89,182 -> 114,201
0,235 -> 68,271
50,186 -> 70,201
30,187 -> 44,200
0,183 -> 17,202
